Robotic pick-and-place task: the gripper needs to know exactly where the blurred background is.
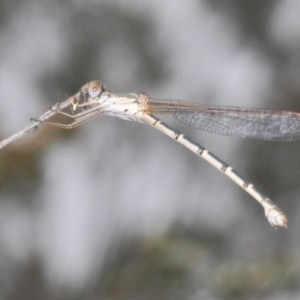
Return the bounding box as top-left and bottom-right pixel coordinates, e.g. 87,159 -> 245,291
0,0 -> 300,299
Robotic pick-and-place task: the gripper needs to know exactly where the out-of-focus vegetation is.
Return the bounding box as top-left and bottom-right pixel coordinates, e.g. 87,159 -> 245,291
0,1 -> 300,299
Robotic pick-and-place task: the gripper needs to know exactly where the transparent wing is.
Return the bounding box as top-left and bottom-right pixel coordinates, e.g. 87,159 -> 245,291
148,99 -> 300,141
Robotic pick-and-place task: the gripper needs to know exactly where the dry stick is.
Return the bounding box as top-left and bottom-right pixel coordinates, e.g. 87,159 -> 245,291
0,97 -> 72,150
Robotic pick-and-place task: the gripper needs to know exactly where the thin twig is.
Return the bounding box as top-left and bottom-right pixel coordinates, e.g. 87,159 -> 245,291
0,97 -> 73,150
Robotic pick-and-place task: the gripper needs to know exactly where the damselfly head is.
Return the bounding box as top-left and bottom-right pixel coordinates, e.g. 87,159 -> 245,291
81,80 -> 105,100
86,80 -> 104,98
73,80 -> 106,112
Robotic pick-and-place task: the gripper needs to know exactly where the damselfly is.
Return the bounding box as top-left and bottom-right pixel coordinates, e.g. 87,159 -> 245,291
4,81 -> 299,228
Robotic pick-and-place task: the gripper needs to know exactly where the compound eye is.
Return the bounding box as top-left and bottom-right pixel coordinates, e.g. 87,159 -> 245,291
88,81 -> 103,98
